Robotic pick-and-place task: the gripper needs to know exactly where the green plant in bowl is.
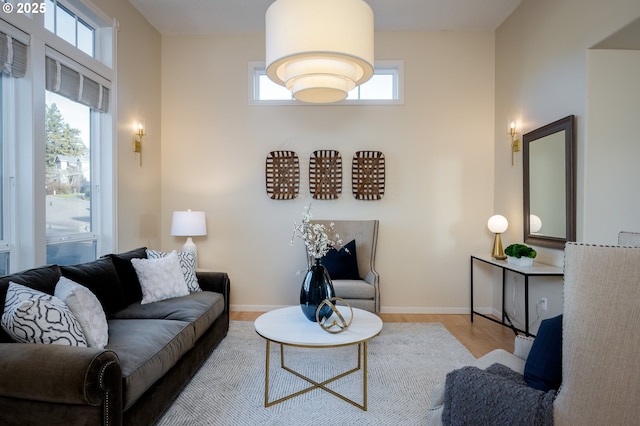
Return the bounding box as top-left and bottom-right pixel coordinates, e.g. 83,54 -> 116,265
505,243 -> 537,259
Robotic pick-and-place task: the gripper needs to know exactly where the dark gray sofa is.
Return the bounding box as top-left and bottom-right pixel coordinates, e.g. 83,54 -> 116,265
0,247 -> 230,426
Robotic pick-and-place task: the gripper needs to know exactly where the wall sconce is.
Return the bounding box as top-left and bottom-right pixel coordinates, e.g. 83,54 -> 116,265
487,215 -> 508,260
510,121 -> 521,166
133,123 -> 145,166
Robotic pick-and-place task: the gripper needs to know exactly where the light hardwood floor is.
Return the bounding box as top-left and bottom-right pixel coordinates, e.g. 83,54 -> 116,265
230,311 -> 515,359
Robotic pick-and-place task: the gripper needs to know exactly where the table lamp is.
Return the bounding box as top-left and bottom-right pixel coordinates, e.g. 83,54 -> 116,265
487,215 -> 508,260
171,210 -> 207,267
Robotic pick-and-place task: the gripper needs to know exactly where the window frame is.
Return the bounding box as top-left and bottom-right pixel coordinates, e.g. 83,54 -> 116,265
249,60 -> 404,106
0,22 -> 28,274
0,75 -> 8,271
1,0 -> 116,270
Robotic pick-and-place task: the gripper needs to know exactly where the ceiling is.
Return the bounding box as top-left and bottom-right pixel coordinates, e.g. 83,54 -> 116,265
128,0 -> 523,35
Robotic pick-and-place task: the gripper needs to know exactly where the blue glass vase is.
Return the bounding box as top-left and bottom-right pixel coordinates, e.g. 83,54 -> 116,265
300,258 -> 335,322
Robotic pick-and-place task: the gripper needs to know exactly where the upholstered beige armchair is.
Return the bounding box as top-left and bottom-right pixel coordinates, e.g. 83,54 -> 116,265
314,220 -> 380,312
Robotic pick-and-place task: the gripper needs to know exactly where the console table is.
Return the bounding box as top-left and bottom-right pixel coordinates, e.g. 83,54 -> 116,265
470,254 -> 564,336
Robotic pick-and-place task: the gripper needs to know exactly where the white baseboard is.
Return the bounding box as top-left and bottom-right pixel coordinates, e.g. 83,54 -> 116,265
231,304 -> 492,315
231,304 -> 290,312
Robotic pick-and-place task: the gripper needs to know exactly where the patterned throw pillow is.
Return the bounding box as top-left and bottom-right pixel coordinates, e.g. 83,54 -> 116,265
1,282 -> 88,346
132,251 -> 190,304
146,249 -> 202,293
55,276 -> 109,349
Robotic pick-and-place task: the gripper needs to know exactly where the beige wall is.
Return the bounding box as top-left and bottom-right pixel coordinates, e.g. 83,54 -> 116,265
87,0 -> 639,316
92,0 -> 163,251
160,31 -> 496,312
494,0 -> 640,332
585,49 -> 640,243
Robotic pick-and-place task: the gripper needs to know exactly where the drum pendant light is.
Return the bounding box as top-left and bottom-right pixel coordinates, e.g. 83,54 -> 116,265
265,0 -> 375,104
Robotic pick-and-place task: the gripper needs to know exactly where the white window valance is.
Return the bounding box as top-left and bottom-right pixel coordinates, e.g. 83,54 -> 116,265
45,55 -> 110,113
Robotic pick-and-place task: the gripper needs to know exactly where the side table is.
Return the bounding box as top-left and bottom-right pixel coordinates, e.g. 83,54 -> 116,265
470,254 -> 563,336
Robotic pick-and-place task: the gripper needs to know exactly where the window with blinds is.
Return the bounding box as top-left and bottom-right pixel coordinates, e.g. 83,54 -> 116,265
0,32 -> 27,78
45,56 -> 109,112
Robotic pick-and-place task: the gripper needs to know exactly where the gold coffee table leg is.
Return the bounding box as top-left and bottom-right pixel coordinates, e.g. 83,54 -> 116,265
264,340 -> 270,407
263,340 -> 369,410
363,341 -> 368,411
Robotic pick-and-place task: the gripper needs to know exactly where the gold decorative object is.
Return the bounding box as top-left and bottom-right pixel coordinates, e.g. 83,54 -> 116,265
352,150 -> 385,200
265,150 -> 300,200
133,123 -> 145,167
510,121 -> 521,166
316,297 -> 353,333
309,150 -> 342,199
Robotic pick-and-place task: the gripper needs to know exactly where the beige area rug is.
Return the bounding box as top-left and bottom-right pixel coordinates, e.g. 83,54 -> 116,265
157,320 -> 474,425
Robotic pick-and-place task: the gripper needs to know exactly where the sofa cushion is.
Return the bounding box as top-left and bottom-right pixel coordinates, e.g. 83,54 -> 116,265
331,279 -> 375,299
0,265 -> 62,343
104,247 -> 147,306
2,282 -> 88,346
106,318 -> 194,409
321,239 -> 360,279
147,249 -> 202,293
60,258 -> 127,317
55,276 -> 109,349
112,291 -> 225,341
131,252 -> 190,304
524,314 -> 563,391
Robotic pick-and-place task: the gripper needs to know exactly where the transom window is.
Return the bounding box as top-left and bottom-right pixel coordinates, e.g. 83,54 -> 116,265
45,0 -> 96,57
250,61 -> 403,105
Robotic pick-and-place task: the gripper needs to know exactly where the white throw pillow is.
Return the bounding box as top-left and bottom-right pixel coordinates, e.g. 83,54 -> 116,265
132,251 -> 190,304
1,282 -> 88,347
146,248 -> 202,293
55,276 -> 109,349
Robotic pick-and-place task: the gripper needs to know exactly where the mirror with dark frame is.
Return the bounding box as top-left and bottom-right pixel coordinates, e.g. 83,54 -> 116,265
523,115 -> 576,249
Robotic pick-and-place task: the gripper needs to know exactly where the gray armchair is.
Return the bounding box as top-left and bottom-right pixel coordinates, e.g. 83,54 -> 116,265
314,220 -> 380,312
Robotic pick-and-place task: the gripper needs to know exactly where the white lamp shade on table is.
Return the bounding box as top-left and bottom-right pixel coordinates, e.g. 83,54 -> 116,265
171,210 -> 207,237
487,215 -> 508,260
171,210 -> 207,267
265,0 -> 374,103
487,215 -> 509,234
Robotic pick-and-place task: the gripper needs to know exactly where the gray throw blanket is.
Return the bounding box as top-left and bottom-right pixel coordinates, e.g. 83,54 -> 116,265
442,363 -> 555,426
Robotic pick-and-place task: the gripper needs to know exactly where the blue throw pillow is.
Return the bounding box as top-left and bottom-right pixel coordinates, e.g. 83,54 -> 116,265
524,314 -> 563,391
321,239 -> 360,280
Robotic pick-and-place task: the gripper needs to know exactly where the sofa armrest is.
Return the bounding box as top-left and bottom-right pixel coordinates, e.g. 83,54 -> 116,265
0,343 -> 121,407
197,271 -> 230,312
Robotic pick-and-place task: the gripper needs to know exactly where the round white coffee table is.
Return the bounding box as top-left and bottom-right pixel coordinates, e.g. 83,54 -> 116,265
254,305 -> 383,410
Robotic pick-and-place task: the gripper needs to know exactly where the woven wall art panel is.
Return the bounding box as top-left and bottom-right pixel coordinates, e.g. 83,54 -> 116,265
352,151 -> 385,200
309,150 -> 342,200
265,150 -> 300,200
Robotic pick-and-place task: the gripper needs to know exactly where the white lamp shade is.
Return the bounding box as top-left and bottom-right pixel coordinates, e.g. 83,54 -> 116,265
171,210 -> 207,237
530,214 -> 543,233
487,215 -> 509,234
265,0 -> 374,103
